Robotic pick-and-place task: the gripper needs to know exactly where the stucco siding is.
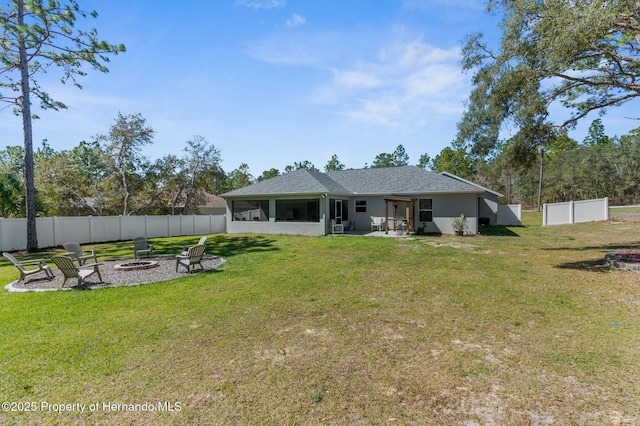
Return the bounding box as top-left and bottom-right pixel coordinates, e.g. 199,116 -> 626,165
427,193 -> 478,234
350,196 -> 386,231
479,192 -> 499,225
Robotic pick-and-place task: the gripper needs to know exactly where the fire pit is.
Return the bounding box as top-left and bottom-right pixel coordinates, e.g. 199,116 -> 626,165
114,260 -> 159,271
605,250 -> 640,273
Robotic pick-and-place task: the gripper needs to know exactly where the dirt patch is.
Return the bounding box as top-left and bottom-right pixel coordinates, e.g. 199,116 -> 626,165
424,241 -> 477,250
609,211 -> 640,222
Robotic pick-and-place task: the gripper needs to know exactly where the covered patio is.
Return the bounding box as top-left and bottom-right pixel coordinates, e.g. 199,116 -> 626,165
384,197 -> 416,235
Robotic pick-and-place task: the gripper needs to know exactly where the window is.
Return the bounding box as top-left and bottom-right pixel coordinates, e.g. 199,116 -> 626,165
232,200 -> 269,221
419,198 -> 433,222
276,199 -> 320,222
355,200 -> 367,213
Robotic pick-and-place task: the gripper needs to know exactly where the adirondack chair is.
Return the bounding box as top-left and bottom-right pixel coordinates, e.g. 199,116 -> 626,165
3,252 -> 54,282
63,242 -> 98,265
51,255 -> 102,288
175,244 -> 206,273
132,237 -> 153,259
180,236 -> 207,256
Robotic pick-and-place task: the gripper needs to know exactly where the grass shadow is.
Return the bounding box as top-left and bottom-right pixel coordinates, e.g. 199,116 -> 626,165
543,241 -> 640,252
152,234 -> 279,259
0,235 -> 280,266
478,226 -> 520,237
554,258 -> 612,273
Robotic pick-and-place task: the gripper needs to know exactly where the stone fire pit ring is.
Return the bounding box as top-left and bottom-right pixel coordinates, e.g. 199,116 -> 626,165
114,260 -> 159,271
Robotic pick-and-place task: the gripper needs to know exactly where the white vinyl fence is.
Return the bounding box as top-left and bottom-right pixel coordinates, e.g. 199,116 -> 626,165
497,204 -> 522,226
0,214 -> 227,252
542,197 -> 609,226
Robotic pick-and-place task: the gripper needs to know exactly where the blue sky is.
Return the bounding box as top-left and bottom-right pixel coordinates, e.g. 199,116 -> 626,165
2,0 -> 639,177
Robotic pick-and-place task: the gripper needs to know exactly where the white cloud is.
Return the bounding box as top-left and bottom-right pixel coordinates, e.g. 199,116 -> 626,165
331,68 -> 381,89
247,27 -> 469,128
236,0 -> 285,9
316,39 -> 467,127
286,13 -> 306,28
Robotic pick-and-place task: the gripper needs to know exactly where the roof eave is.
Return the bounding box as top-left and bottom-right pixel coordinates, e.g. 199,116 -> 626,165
439,172 -> 504,197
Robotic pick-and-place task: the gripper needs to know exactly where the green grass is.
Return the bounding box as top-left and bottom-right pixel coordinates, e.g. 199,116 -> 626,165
1,215 -> 640,425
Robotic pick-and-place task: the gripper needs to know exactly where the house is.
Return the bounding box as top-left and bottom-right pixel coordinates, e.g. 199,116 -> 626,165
172,191 -> 227,215
221,166 -> 503,236
197,192 -> 227,215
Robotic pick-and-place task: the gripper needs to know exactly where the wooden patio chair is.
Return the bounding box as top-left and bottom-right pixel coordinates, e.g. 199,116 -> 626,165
175,244 -> 206,273
63,242 -> 98,265
51,255 -> 102,288
3,252 -> 54,282
132,237 -> 153,259
180,235 -> 207,256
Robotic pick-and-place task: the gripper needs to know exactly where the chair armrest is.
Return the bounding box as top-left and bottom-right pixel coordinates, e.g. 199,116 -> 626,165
21,259 -> 47,266
81,262 -> 102,268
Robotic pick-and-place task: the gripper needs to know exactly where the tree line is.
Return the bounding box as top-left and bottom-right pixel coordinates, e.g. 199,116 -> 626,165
5,113 -> 638,221
0,114 -> 426,218
435,119 -> 640,208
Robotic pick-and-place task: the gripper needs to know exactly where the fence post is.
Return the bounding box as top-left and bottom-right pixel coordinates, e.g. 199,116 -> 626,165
542,204 -> 547,226
604,197 -> 609,220
52,216 -> 57,247
569,200 -> 575,224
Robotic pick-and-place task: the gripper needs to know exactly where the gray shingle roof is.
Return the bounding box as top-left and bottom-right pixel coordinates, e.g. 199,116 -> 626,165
221,168 -> 351,197
221,166 -> 482,197
327,166 -> 482,195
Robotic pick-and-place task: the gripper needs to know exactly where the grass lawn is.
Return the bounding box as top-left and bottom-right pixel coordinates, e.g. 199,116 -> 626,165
1,213 -> 639,425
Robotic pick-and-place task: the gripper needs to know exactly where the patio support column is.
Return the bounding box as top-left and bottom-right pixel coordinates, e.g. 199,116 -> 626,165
385,200 -> 389,234
405,204 -> 409,234
412,201 -> 416,233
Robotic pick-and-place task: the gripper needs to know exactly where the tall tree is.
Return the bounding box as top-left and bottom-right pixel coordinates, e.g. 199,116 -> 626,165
371,152 -> 394,168
417,153 -> 431,169
325,154 -> 345,171
257,168 -> 280,182
391,144 -> 409,166
284,160 -> 319,173
430,146 -> 476,179
226,163 -> 253,190
100,113 -> 154,216
0,145 -> 25,176
457,0 -> 640,162
34,140 -> 106,215
180,135 -> 221,214
0,173 -> 25,217
372,144 -> 410,168
583,118 -> 611,146
0,0 -> 125,251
